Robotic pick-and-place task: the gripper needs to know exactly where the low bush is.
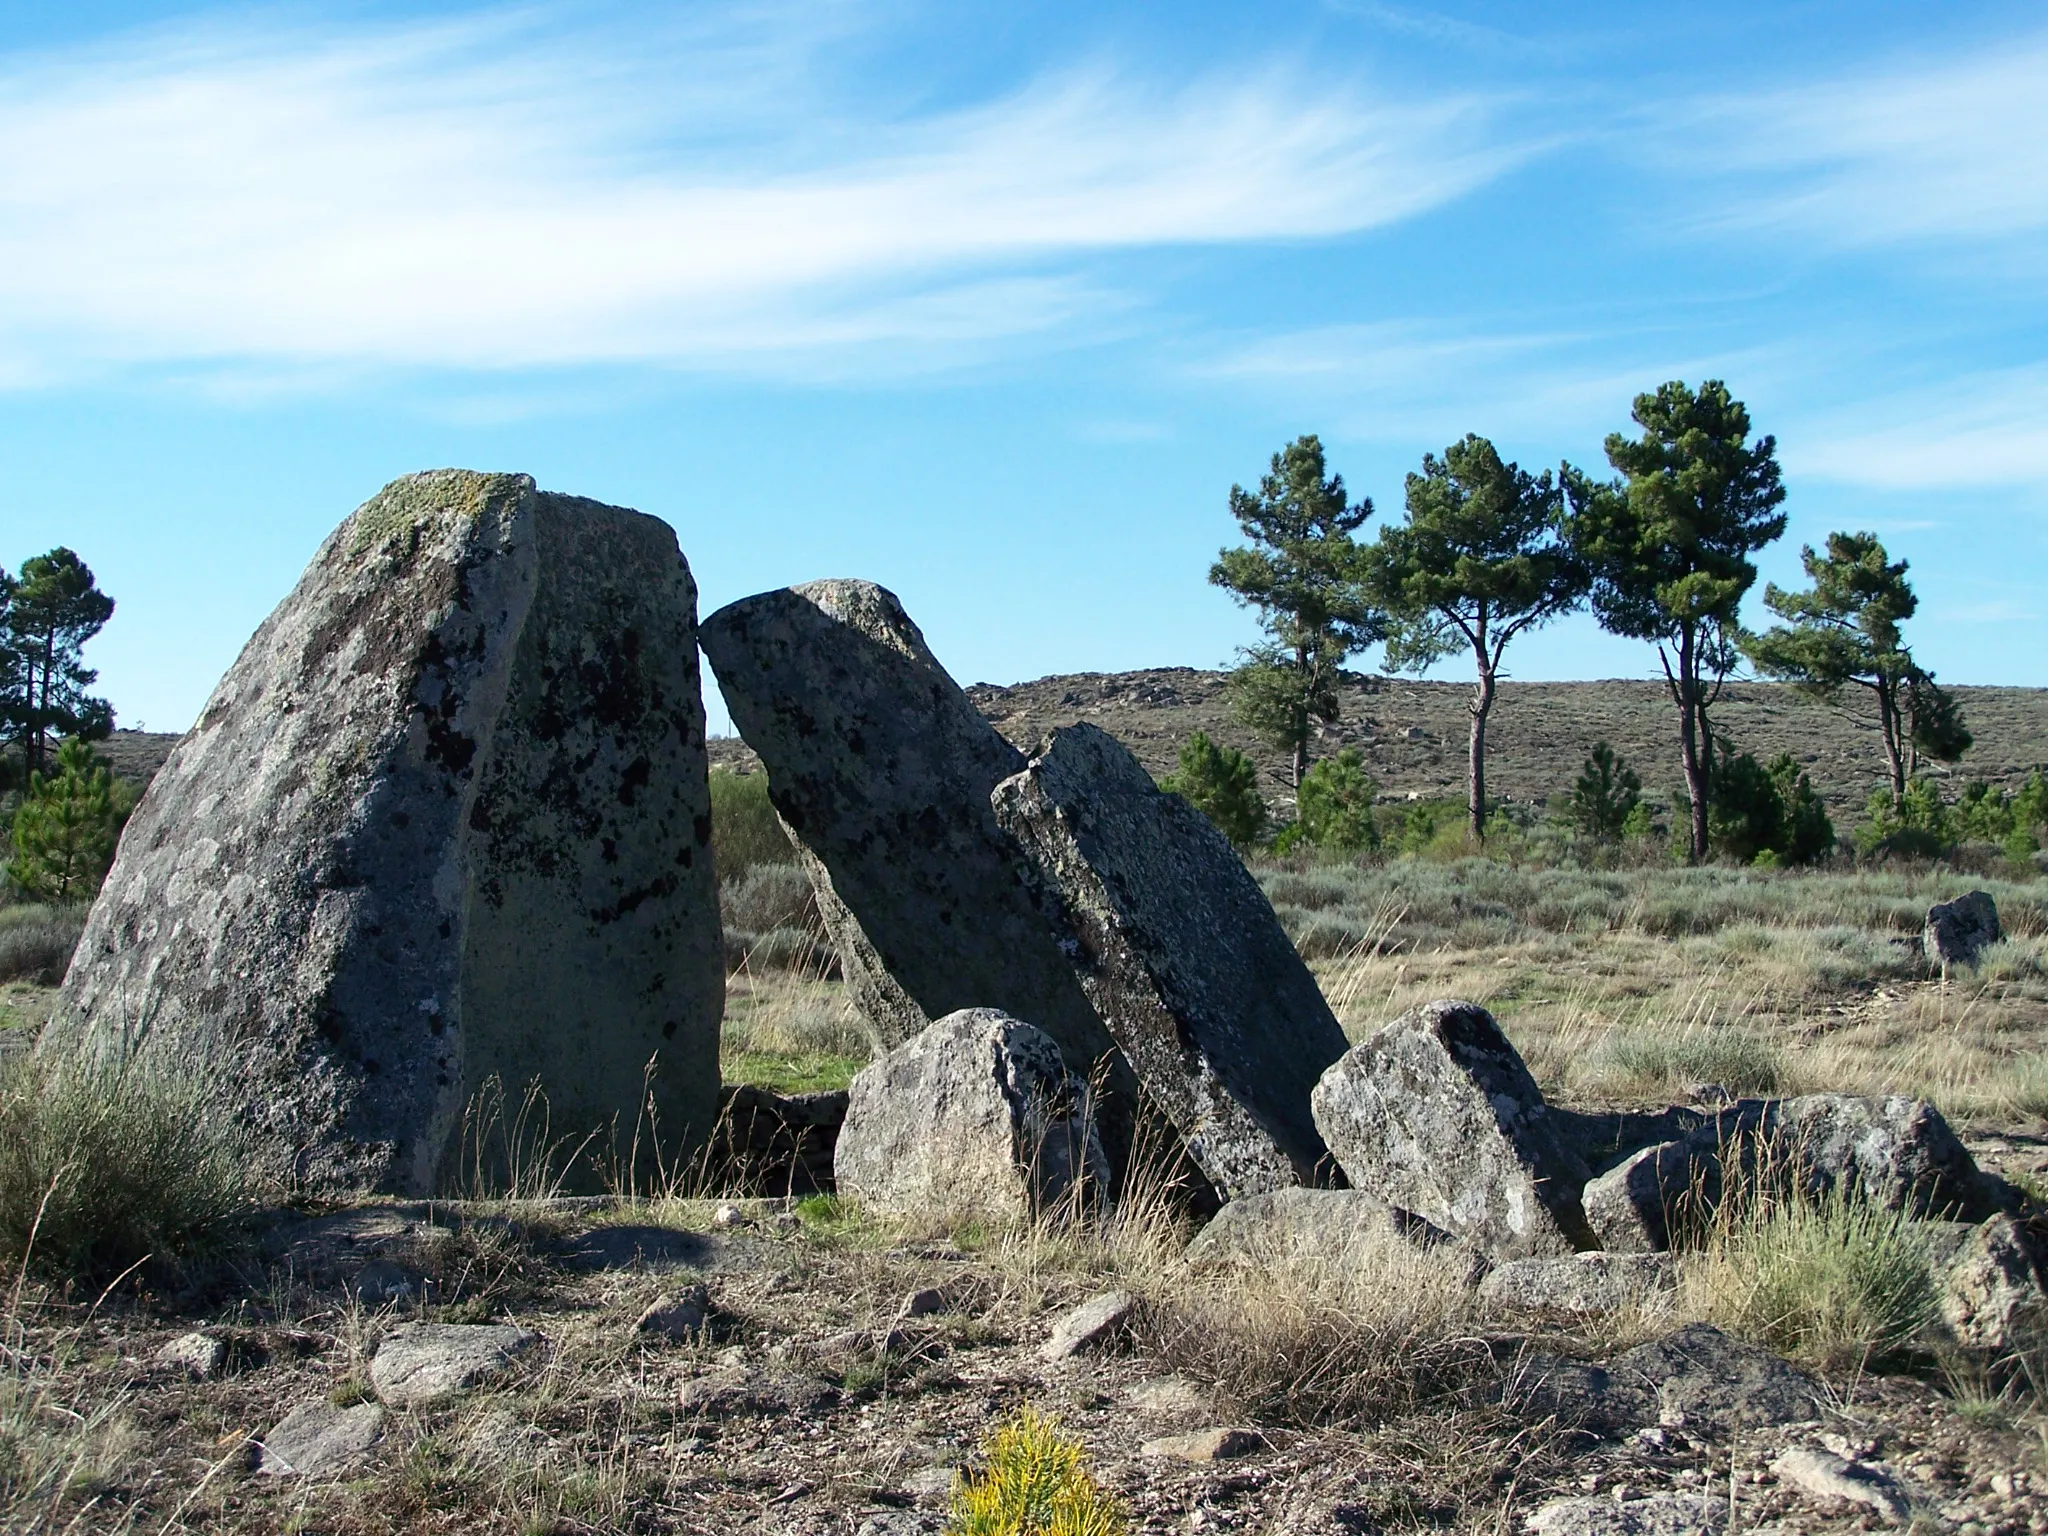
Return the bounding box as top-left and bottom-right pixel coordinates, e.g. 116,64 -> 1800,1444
0,903 -> 85,985
720,863 -> 816,936
947,1407 -> 1128,1536
0,1053 -> 256,1286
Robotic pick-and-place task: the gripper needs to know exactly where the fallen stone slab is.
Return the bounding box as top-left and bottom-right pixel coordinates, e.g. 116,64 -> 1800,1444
256,1399 -> 386,1478
836,1009 -> 1110,1225
370,1321 -> 539,1409
1550,1105 -> 1711,1178
1508,1323 -> 1819,1434
676,1368 -> 837,1416
1581,1102 -> 1774,1253
1041,1289 -> 1136,1362
1926,890 -> 2000,971
1183,1188 -> 1459,1271
992,723 -> 1350,1198
697,581 -> 1123,1089
1524,1493 -> 1725,1535
1772,1447 -> 1911,1525
1935,1214 -> 2048,1353
1312,1000 -> 1595,1258
44,470 -> 723,1194
1477,1253 -> 1676,1321
1140,1427 -> 1263,1463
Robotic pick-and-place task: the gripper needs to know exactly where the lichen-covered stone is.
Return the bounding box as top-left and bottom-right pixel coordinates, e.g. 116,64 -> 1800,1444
697,582 -> 1121,1089
1936,1215 -> 2048,1353
1925,890 -> 2000,970
1476,1253 -> 1676,1320
1183,1188 -> 1458,1270
44,470 -> 722,1194
834,1008 -> 1110,1225
371,1321 -> 540,1408
991,723 -> 1348,1198
1311,1000 -> 1596,1258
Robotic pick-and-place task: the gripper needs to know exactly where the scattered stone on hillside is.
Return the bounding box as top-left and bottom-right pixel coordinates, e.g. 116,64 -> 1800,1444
256,1399 -> 386,1478
1183,1188 -> 1459,1271
350,1259 -> 423,1305
1311,1000 -> 1596,1258
697,581 -> 1123,1091
43,470 -> 723,1195
1041,1288 -> 1136,1362
1935,1215 -> 2048,1353
635,1284 -> 712,1342
712,1203 -> 746,1229
991,722 -> 1350,1198
1140,1427 -> 1264,1463
1773,1447 -> 1912,1525
1925,890 -> 2001,971
835,1009 -> 1110,1225
155,1331 -> 232,1379
898,1285 -> 957,1320
1581,1102 -> 1775,1253
1508,1324 -> 1818,1433
676,1368 -> 837,1416
1524,1492 -> 1727,1535
370,1321 -> 539,1409
1476,1253 -> 1676,1321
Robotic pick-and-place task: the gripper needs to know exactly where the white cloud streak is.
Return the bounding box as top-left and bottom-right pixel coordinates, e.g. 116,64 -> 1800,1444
0,8 -> 1520,381
1790,366 -> 2048,492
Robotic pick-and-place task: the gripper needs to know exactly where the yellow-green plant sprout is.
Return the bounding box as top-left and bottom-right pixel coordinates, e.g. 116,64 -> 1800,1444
947,1407 -> 1128,1536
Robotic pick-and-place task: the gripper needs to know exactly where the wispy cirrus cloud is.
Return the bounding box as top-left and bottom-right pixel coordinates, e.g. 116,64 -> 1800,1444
1790,365 -> 2048,492
0,6 -> 1526,385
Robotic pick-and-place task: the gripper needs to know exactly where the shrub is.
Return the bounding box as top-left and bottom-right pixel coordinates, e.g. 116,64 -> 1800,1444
0,903 -> 85,985
1857,776 -> 1953,859
1161,732 -> 1266,849
1293,749 -> 1379,855
709,768 -> 793,882
947,1407 -> 1128,1536
1767,753 -> 1834,865
0,1053 -> 256,1286
1565,741 -> 1641,841
6,739 -> 130,902
720,863 -> 815,935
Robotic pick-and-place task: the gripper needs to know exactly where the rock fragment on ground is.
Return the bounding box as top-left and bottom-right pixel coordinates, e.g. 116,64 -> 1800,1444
1926,890 -> 2000,971
676,1368 -> 837,1416
1140,1427 -> 1263,1462
1523,1492 -> 1726,1534
697,580 -> 1122,1091
155,1331 -> 233,1379
1477,1253 -> 1676,1320
43,469 -> 723,1194
1509,1323 -> 1818,1433
1935,1214 -> 2048,1352
636,1284 -> 712,1341
1183,1188 -> 1459,1271
991,722 -> 1350,1197
256,1399 -> 386,1478
1041,1288 -> 1135,1361
835,1008 -> 1110,1224
1773,1446 -> 1911,1524
350,1259 -> 424,1305
1311,1000 -> 1595,1257
370,1321 -> 539,1408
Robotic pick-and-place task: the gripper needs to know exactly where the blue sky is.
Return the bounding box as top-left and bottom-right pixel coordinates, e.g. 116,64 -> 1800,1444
1,0 -> 2043,736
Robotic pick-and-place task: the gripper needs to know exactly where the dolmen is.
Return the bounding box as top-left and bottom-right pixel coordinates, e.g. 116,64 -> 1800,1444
43,471 -> 725,1193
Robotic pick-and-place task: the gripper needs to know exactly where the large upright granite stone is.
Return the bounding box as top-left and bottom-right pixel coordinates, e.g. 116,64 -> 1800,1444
992,723 -> 1348,1198
44,471 -> 723,1194
1312,1000 -> 1596,1257
1925,890 -> 2000,971
697,581 -> 1121,1086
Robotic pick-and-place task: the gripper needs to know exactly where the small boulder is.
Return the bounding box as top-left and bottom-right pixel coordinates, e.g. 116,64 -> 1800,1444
1524,1493 -> 1726,1535
1311,1001 -> 1595,1258
635,1284 -> 712,1342
1775,1093 -> 1992,1219
676,1368 -> 836,1416
1509,1323 -> 1818,1433
1772,1447 -> 1911,1525
1936,1215 -> 2048,1353
1477,1253 -> 1676,1321
370,1322 -> 539,1409
991,722 -> 1350,1197
1925,890 -> 2000,971
1184,1188 -> 1458,1271
155,1331 -> 232,1379
1041,1289 -> 1136,1362
1140,1427 -> 1263,1463
835,1008 -> 1110,1225
350,1259 -> 424,1305
256,1399 -> 386,1478
1581,1102 -> 1774,1253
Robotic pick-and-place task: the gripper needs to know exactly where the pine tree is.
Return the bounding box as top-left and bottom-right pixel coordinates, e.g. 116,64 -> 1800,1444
8,737 -> 125,901
1294,749 -> 1380,854
1565,741 -> 1642,841
1161,731 -> 1267,849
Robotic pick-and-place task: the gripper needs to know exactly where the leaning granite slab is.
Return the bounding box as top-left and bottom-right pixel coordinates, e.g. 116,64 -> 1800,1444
697,581 -> 1121,1084
43,471 -> 723,1194
1585,1093 -> 1995,1252
1925,890 -> 2000,970
834,1008 -> 1111,1225
1311,1000 -> 1595,1258
371,1322 -> 540,1409
256,1399 -> 386,1478
1506,1323 -> 1819,1434
1184,1188 -> 1460,1271
992,723 -> 1350,1197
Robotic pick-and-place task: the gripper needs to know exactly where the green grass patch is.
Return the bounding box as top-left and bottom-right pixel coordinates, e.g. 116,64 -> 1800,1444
719,1048 -> 865,1095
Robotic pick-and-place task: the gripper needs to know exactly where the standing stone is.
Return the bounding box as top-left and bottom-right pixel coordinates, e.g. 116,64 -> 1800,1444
697,582 -> 1122,1088
992,723 -> 1348,1198
1311,1000 -> 1596,1258
835,1008 -> 1110,1225
43,471 -> 723,1194
1925,890 -> 2000,971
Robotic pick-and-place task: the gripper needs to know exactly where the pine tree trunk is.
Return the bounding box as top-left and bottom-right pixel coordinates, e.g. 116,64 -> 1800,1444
1469,621 -> 1494,843
1677,628 -> 1710,863
1878,682 -> 1906,808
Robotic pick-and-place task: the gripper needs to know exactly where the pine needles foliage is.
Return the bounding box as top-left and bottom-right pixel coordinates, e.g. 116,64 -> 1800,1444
947,1407 -> 1128,1536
